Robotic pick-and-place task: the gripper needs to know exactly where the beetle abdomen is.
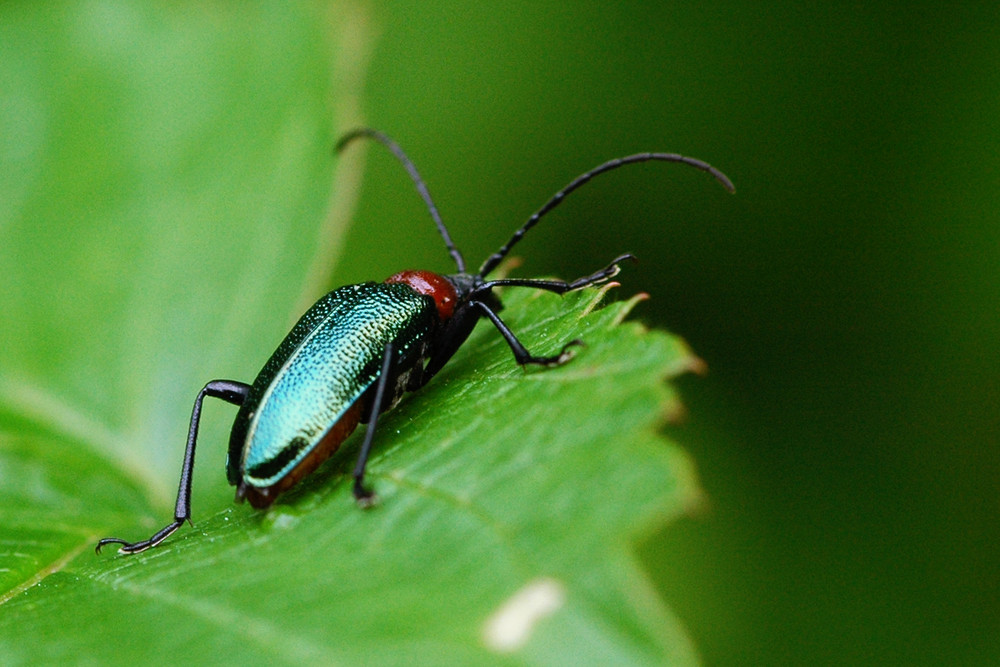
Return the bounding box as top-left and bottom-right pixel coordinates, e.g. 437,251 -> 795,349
228,282 -> 438,504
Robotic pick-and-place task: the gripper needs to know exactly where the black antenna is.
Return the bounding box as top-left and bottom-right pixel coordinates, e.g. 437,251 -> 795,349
478,152 -> 735,277
337,129 -> 466,273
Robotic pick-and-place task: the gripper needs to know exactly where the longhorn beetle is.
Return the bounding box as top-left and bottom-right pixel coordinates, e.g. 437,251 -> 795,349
97,129 -> 734,554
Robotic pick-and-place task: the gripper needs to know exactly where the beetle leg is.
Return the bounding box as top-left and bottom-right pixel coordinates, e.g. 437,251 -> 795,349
470,300 -> 582,367
352,341 -> 394,507
478,253 -> 637,294
96,379 -> 251,555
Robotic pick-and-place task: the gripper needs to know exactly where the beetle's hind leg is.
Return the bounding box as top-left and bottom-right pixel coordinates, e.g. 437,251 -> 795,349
96,379 -> 250,555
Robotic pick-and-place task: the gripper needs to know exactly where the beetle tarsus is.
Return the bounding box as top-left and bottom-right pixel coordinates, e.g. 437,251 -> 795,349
96,520 -> 183,555
478,253 -> 638,296
522,339 -> 584,367
567,253 -> 637,290
353,479 -> 379,508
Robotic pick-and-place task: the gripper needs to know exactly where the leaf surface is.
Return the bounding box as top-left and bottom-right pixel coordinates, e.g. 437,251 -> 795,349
0,4 -> 703,664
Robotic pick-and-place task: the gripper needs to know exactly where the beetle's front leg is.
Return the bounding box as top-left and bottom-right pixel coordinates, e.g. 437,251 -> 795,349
479,253 -> 637,295
96,379 -> 250,555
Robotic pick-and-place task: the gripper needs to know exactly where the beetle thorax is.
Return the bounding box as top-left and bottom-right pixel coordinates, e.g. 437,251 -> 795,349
385,270 -> 459,319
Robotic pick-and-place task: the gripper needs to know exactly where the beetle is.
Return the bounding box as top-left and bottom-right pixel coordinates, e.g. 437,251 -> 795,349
96,128 -> 733,554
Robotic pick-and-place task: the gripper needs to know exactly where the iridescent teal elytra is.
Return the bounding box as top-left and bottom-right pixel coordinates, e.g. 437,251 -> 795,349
227,282 -> 436,508
95,128 -> 733,555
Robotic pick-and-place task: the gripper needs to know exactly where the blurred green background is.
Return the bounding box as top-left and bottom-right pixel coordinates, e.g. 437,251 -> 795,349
4,1 -> 999,664
346,3 -> 1000,664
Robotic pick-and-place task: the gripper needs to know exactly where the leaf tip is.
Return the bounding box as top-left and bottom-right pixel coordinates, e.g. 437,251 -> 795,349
612,290 -> 650,324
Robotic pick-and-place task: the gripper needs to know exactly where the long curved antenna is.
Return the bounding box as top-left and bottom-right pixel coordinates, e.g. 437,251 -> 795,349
337,129 -> 466,273
478,152 -> 735,277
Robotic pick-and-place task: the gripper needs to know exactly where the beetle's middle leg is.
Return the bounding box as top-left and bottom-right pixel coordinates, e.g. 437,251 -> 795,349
352,341 -> 395,506
469,300 -> 581,367
467,254 -> 637,367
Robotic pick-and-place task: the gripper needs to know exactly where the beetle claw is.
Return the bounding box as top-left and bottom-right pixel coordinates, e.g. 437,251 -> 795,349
524,339 -> 584,367
554,339 -> 585,365
356,493 -> 380,509
353,480 -> 380,508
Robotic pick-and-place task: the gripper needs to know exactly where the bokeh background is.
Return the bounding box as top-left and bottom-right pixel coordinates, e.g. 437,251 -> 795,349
5,2 -> 998,664
340,3 -> 999,664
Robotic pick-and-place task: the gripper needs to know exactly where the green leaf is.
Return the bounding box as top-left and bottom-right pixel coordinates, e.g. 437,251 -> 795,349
0,3 -> 703,664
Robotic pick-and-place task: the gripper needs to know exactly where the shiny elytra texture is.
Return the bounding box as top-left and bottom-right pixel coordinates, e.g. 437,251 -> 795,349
226,282 -> 437,488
